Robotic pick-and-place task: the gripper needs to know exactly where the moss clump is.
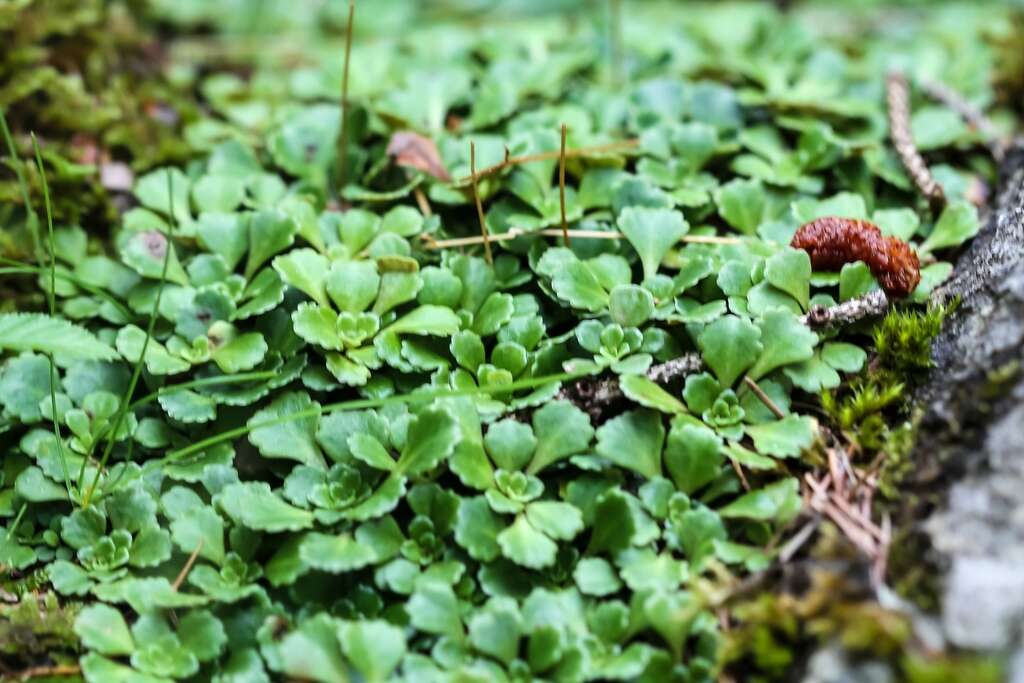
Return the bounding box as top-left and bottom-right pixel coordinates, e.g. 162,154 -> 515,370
873,302 -> 956,374
0,591 -> 80,668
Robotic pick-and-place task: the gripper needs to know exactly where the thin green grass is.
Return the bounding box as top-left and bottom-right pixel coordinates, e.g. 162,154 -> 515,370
31,133 -> 75,503
0,110 -> 41,261
80,172 -> 177,508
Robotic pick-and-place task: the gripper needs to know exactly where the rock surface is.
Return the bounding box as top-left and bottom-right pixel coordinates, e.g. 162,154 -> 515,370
916,142 -> 1024,653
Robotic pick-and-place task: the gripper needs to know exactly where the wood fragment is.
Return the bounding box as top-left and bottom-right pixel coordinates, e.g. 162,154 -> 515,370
921,78 -> 1005,160
172,538 -> 203,591
743,376 -> 787,419
559,123 -> 570,247
454,139 -> 638,186
469,141 -> 493,264
387,130 -> 451,181
799,289 -> 889,327
887,70 -> 945,207
422,227 -> 743,250
15,664 -> 80,681
336,0 -> 356,191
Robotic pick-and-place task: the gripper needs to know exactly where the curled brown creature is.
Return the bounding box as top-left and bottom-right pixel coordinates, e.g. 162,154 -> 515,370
791,217 -> 921,298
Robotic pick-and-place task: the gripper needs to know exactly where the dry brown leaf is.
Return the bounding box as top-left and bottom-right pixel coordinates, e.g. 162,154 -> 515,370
386,131 -> 451,181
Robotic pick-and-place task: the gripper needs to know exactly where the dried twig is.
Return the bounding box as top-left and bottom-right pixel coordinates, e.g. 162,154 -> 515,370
799,289 -> 889,327
743,376 -> 787,419
469,141 -> 493,264
559,123 -> 570,247
454,139 -> 638,186
15,664 -> 80,681
887,71 -> 945,207
336,0 -> 356,191
422,227 -> 743,250
557,291 -> 891,417
921,79 -> 1004,160
172,539 -> 203,591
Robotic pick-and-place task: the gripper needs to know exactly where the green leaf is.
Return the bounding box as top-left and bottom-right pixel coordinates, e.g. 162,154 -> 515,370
764,248 -> 811,310
116,326 -> 190,375
617,207 -> 689,282
262,613 -> 348,683
921,200 -> 980,253
595,409 -> 665,479
408,579 -> 464,640
339,620 -> 406,683
574,557 -> 622,596
75,604 -> 135,656
455,495 -> 504,562
527,400 -> 594,474
609,285 -> 655,327
248,391 -> 325,469
745,415 -> 817,458
472,292 -> 515,336
747,309 -> 818,380
911,107 -> 967,151
0,314 -> 117,361
0,354 -> 54,421
664,422 -> 723,494
119,230 -> 189,286
327,260 -> 380,313
839,261 -> 877,301
273,248 -> 329,306
468,597 -> 522,664
136,167 -> 191,221
385,305 -> 461,336
178,610 -> 227,662
551,260 -> 609,312
396,407 -> 460,477
526,501 -> 583,540
497,514 -> 558,569
80,653 -> 172,683
212,332 -> 268,374
292,303 -> 341,350
698,315 -> 762,388
714,178 -> 766,234
246,210 -> 297,279
620,374 -> 687,414
169,505 -> 225,565
216,482 -> 314,532
719,477 -> 802,523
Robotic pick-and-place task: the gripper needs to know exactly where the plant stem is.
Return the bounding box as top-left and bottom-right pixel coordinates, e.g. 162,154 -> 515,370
32,134 -> 73,503
337,0 -> 356,193
469,141 -> 493,264
559,123 -> 571,247
81,172 -> 176,508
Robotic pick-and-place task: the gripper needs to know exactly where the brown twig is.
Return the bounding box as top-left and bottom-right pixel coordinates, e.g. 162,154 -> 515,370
559,124 -> 570,247
729,457 -> 751,491
413,185 -> 432,217
454,139 -> 638,186
14,664 -> 80,680
172,538 -> 203,591
557,290 -> 893,417
799,289 -> 889,327
336,0 -> 356,192
887,70 -> 945,207
742,376 -> 787,419
469,141 -> 493,264
921,78 -> 1005,160
422,227 -> 743,250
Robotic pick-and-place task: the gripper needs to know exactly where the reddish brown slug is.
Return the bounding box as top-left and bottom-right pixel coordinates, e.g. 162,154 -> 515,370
791,217 -> 921,298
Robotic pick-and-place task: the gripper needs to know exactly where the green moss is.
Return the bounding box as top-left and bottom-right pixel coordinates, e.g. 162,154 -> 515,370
873,301 -> 956,374
902,654 -> 1004,683
0,591 -> 80,663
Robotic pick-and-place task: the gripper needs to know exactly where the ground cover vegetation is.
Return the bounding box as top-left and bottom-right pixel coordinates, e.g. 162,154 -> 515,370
0,1 -> 1019,681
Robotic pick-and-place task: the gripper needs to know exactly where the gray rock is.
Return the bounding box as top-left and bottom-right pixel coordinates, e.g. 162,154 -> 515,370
916,142 -> 1024,655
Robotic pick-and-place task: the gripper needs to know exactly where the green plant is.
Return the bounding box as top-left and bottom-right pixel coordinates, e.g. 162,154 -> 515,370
0,2 -> 1011,681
